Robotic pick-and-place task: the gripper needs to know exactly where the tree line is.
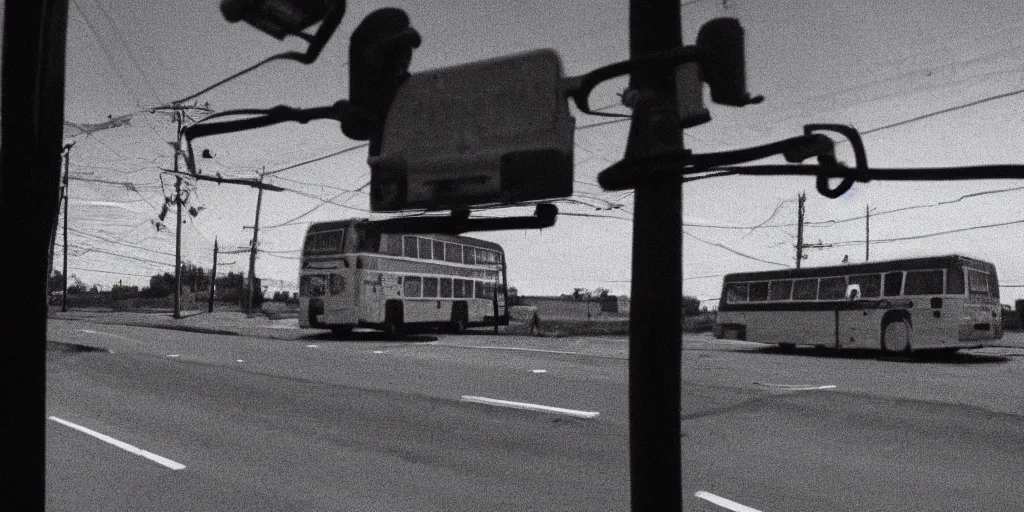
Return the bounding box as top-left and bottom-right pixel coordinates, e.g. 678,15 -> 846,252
48,262 -> 253,302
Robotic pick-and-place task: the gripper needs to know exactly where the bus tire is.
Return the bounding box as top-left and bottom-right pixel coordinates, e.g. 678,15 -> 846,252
330,326 -> 352,338
384,300 -> 404,338
449,302 -> 468,334
882,320 -> 911,353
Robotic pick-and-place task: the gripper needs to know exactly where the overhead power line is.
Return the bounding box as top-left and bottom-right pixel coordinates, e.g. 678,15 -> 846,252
683,230 -> 789,267
859,85 -> 1024,138
828,217 -> 1024,246
262,144 -> 369,177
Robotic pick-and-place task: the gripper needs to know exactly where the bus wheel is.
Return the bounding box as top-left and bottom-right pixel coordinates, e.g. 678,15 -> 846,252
330,326 -> 352,338
384,301 -> 405,338
883,320 -> 910,353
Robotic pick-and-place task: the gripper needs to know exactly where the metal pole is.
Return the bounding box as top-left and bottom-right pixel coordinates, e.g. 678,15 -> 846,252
247,174 -> 264,317
865,204 -> 870,262
209,237 -> 218,313
796,192 -> 805,268
61,151 -> 69,312
626,0 -> 683,508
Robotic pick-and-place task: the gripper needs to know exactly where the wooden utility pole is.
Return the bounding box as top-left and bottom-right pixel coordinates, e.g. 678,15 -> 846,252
246,172 -> 265,317
865,204 -> 870,262
172,110 -> 185,320
626,0 -> 684,508
61,148 -> 70,312
796,191 -> 806,268
209,237 -> 218,313
49,142 -> 73,303
174,175 -> 182,319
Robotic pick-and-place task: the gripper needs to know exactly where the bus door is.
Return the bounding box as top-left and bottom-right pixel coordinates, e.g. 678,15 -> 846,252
836,284 -> 883,348
323,258 -> 360,325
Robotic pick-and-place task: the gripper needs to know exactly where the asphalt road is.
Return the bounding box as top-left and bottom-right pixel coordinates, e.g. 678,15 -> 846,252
46,320 -> 1024,511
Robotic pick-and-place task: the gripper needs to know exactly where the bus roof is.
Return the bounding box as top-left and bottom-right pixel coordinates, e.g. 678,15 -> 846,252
722,254 -> 995,282
306,218 -> 504,252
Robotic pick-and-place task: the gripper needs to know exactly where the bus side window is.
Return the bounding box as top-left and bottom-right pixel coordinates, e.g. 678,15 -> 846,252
848,274 -> 881,298
423,277 -> 438,297
384,234 -> 402,256
433,240 -> 445,261
905,270 -> 943,295
793,278 -> 818,300
768,280 -> 792,301
418,237 -> 433,259
446,243 -> 463,263
725,283 -> 748,303
453,279 -> 464,298
403,236 -> 418,258
475,281 -> 485,299
403,276 -> 422,297
819,276 -> 846,300
440,278 -> 453,298
748,282 -> 769,302
463,246 -> 476,264
883,272 -> 903,297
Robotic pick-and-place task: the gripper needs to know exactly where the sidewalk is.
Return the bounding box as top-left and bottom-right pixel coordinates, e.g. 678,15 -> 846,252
48,309 -> 315,340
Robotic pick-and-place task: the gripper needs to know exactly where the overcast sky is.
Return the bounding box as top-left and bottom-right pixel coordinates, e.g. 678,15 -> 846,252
57,0 -> 1024,304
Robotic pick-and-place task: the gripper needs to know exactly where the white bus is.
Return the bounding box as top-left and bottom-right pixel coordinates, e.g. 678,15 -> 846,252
298,218 -> 509,336
713,254 -> 1003,353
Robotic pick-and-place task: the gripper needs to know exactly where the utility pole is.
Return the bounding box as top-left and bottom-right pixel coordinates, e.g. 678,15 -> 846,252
209,237 -> 218,313
49,142 -> 73,304
174,175 -> 182,319
796,191 -> 805,268
61,147 -> 70,313
246,171 -> 265,317
865,204 -> 870,262
626,0 -> 683,508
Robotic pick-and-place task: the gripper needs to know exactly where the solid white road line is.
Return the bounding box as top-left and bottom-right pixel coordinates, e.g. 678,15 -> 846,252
48,416 -> 186,470
694,491 -> 763,512
530,369 -> 548,373
460,396 -> 599,419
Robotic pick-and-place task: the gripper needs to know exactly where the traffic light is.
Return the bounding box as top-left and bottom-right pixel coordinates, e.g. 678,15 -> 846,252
343,8 -> 421,153
696,18 -> 762,107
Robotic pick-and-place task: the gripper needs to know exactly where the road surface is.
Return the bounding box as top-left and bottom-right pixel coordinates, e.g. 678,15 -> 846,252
46,319 -> 1024,511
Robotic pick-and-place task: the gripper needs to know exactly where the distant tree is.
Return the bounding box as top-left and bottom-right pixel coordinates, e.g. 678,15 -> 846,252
682,295 -> 701,316
593,287 -> 610,299
507,286 -> 521,306
48,271 -> 65,292
66,274 -> 88,295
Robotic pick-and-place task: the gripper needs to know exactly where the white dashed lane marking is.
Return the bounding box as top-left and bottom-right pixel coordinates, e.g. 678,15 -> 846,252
460,396 -> 599,419
49,416 -> 186,471
694,491 -> 763,512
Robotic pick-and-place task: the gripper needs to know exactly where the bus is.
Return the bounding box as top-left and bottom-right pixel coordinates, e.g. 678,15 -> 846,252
713,254 -> 1003,352
298,218 -> 510,336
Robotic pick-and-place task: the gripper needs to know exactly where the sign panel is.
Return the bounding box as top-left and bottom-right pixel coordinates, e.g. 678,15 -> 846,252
369,49 -> 574,211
